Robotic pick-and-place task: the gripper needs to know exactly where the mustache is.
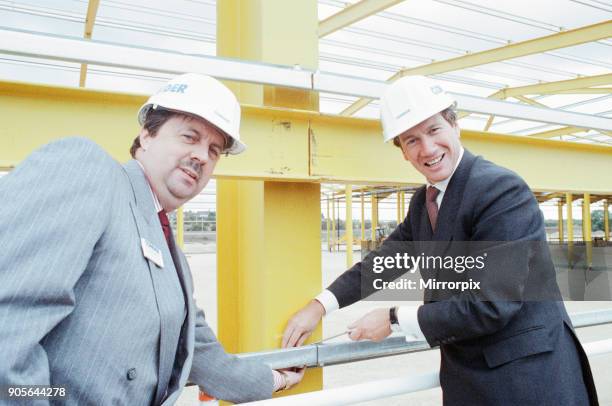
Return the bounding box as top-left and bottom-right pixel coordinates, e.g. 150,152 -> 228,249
179,159 -> 203,178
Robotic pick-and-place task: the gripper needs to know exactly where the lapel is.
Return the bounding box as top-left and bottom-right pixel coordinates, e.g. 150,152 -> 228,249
418,150 -> 477,301
123,160 -> 194,402
431,149 -> 477,241
166,228 -> 196,389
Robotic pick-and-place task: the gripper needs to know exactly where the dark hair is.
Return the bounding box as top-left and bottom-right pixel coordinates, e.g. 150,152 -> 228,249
392,104 -> 457,148
129,108 -> 234,158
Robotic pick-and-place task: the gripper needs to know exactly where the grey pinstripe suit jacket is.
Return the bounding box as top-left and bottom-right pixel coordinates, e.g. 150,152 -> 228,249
0,137 -> 273,405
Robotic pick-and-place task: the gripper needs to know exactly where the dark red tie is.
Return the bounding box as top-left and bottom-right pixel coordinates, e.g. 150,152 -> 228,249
426,186 -> 440,231
158,210 -> 172,246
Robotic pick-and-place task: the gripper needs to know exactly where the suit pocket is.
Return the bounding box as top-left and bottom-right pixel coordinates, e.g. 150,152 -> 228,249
482,325 -> 554,368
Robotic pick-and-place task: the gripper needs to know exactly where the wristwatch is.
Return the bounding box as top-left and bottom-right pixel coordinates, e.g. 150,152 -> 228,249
389,306 -> 399,325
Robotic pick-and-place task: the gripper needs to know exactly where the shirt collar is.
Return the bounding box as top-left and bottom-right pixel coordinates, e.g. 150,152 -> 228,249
135,160 -> 163,213
427,147 -> 465,194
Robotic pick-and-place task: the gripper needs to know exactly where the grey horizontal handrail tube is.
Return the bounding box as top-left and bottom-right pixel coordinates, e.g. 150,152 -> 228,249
236,309 -> 612,370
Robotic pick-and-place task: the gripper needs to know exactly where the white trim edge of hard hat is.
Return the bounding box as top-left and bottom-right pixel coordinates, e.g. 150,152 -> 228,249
382,99 -> 454,143
136,103 -> 247,155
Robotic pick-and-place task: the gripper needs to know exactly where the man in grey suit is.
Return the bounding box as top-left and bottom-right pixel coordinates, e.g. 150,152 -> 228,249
0,73 -> 302,405
283,76 -> 598,405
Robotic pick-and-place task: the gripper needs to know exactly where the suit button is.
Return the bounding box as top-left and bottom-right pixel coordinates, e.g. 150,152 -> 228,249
127,368 -> 137,381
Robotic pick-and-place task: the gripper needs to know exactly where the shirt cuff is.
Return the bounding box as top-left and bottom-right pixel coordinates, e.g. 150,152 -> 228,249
314,290 -> 339,315
397,306 -> 425,341
272,370 -> 285,392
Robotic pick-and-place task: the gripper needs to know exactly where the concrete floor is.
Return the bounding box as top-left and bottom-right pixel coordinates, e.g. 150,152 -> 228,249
177,247 -> 612,405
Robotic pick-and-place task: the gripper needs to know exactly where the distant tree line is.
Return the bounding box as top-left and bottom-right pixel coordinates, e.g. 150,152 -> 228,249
545,210 -> 607,232
170,211 -> 217,232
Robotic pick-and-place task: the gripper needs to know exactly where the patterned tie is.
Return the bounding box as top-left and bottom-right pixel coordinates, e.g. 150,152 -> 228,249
426,186 -> 440,231
158,210 -> 172,246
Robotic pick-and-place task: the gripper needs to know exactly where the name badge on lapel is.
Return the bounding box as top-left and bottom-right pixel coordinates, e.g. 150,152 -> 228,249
141,238 -> 164,268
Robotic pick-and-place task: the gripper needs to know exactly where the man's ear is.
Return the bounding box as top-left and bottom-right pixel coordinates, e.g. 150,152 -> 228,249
400,142 -> 411,161
139,128 -> 151,151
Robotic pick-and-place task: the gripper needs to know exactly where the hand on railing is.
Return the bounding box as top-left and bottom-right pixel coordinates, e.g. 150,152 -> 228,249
282,300 -> 325,348
274,367 -> 306,392
348,308 -> 392,342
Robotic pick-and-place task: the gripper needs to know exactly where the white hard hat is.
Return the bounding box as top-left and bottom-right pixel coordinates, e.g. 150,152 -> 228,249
138,73 -> 246,154
380,75 -> 455,143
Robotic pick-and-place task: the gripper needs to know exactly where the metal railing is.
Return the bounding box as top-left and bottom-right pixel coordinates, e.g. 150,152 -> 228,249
241,337 -> 612,406
236,309 -> 612,370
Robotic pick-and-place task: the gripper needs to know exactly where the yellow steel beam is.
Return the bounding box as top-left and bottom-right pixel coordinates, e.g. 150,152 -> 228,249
371,195 -> 378,241
528,126 -> 588,139
360,192 -> 365,242
589,195 -> 609,204
482,94 -> 534,132
566,193 -> 574,266
529,127 -> 612,142
536,192 -> 563,203
326,196 -> 331,251
506,93 -> 612,141
396,188 -> 402,224
337,196 -> 342,250
495,73 -> 612,98
604,200 -> 610,242
215,0 -> 322,397
308,112 -> 612,193
552,87 -> 612,95
176,206 -> 184,249
583,192 -> 592,268
332,198 -> 336,250
319,0 -> 404,37
514,95 -> 548,107
2,80 -> 612,193
340,21 -> 612,115
79,0 -> 101,87
483,114 -> 496,131
461,74 -> 612,122
558,200 -> 564,243
346,185 -> 353,267
583,193 -> 592,242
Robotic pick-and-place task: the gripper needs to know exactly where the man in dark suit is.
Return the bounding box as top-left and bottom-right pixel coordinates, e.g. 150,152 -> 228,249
282,75 -> 598,405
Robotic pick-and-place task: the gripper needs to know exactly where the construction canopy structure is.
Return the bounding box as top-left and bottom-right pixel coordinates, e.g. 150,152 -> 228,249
0,0 -> 611,403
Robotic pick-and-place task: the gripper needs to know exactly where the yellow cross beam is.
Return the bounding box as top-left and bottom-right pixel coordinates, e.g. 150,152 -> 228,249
341,21 -> 612,116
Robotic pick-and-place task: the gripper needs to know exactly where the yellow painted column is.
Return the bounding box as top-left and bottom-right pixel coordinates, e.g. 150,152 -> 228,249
371,194 -> 379,241
346,185 -> 353,268
557,200 -> 564,243
331,198 -> 336,252
583,193 -> 592,268
326,196 -> 331,251
566,194 -> 574,243
360,192 -> 365,242
336,196 -> 341,252
176,206 -> 184,249
396,188 -> 401,224
566,193 -> 574,267
216,0 -> 322,395
604,200 -> 610,242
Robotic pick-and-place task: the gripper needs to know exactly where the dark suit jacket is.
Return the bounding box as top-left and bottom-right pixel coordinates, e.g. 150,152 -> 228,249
328,149 -> 598,405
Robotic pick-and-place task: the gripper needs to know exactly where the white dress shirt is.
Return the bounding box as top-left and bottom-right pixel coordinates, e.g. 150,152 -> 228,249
137,160 -> 286,391
316,147 -> 465,341
136,160 -> 163,212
